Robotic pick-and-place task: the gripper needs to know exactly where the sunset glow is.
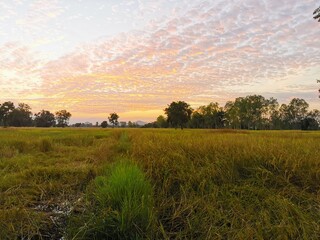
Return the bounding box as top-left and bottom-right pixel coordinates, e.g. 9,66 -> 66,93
0,0 -> 319,123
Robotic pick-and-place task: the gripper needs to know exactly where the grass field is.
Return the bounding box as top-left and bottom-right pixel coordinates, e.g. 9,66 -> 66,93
0,128 -> 319,239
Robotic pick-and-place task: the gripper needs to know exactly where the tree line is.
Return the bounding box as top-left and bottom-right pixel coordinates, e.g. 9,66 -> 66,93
146,95 -> 320,130
1,95 -> 319,130
0,101 -> 71,127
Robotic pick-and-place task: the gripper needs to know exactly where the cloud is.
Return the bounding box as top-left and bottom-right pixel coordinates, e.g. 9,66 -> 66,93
16,0 -> 65,28
0,0 -> 319,121
0,42 -> 45,100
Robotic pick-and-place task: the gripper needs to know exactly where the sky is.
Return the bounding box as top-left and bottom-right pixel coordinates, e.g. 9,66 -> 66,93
0,0 -> 319,123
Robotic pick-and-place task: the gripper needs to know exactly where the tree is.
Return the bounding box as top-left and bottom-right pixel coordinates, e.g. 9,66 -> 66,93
55,110 -> 72,127
224,101 -> 240,129
301,117 -> 319,130
314,6 -> 320,21
8,103 -> 33,127
190,111 -> 205,128
156,115 -> 168,128
0,101 -> 15,127
265,98 -> 280,130
301,109 -> 320,130
197,102 -> 225,128
34,110 -> 56,127
101,121 -> 108,128
108,112 -> 119,128
245,95 -> 269,129
224,95 -> 272,130
288,98 -> 309,129
279,98 -> 309,129
165,101 -> 193,129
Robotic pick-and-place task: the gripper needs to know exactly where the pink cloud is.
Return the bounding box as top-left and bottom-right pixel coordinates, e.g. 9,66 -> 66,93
1,0 -> 319,121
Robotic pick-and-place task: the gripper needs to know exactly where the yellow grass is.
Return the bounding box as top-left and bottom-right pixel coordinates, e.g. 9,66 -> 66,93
0,128 -> 319,239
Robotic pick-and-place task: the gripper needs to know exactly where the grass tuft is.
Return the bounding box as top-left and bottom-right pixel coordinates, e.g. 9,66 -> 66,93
38,138 -> 53,152
68,159 -> 155,239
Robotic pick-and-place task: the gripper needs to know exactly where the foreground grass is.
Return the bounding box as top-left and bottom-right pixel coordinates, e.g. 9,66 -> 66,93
0,128 -> 320,239
67,159 -> 154,239
0,128 -> 117,239
130,129 -> 320,239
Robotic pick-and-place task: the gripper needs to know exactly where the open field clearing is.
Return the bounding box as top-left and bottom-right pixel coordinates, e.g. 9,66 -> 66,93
0,128 -> 320,239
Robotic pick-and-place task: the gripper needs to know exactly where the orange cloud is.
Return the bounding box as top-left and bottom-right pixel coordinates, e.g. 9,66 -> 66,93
0,0 -> 319,122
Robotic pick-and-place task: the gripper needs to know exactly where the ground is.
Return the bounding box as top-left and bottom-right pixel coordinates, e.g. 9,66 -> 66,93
0,128 -> 319,239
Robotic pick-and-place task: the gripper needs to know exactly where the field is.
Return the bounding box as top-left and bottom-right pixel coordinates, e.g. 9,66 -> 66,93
0,128 -> 320,239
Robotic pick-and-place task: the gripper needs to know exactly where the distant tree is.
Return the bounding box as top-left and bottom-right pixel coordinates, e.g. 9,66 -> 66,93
246,95 -> 270,129
224,101 -> 240,129
224,95 -> 270,129
127,121 -> 139,128
314,6 -> 320,21
289,98 -> 308,129
34,110 -> 56,127
8,103 -> 33,127
190,111 -> 205,128
301,117 -> 319,130
279,98 -> 309,129
55,110 -> 72,127
0,101 -> 15,127
156,115 -> 168,128
74,123 -> 82,127
101,121 -> 108,128
141,122 -> 158,128
264,98 -> 280,130
301,109 -> 320,130
108,112 -> 119,128
308,109 -> 320,123
165,101 -> 193,129
197,102 -> 225,128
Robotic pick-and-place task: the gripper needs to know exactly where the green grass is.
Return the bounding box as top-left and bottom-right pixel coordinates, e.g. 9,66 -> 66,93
67,160 -> 154,239
0,128 -> 115,239
0,128 -> 320,239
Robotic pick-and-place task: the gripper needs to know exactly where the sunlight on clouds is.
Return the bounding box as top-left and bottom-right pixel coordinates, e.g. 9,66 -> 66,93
0,0 -> 319,122
120,109 -> 164,121
30,36 -> 65,48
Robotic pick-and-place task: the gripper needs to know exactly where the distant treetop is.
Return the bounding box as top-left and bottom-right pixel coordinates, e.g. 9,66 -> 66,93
314,6 -> 320,21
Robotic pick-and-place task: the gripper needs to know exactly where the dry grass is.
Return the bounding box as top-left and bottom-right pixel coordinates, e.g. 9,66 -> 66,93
129,129 -> 320,239
0,128 -> 116,239
0,128 -> 319,239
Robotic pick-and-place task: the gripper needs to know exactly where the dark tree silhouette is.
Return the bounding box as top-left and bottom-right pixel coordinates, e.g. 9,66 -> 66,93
0,101 -> 15,127
55,110 -> 72,127
108,112 -> 119,128
34,110 -> 56,127
8,103 -> 33,127
101,121 -> 108,128
165,101 -> 193,129
314,6 -> 320,21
